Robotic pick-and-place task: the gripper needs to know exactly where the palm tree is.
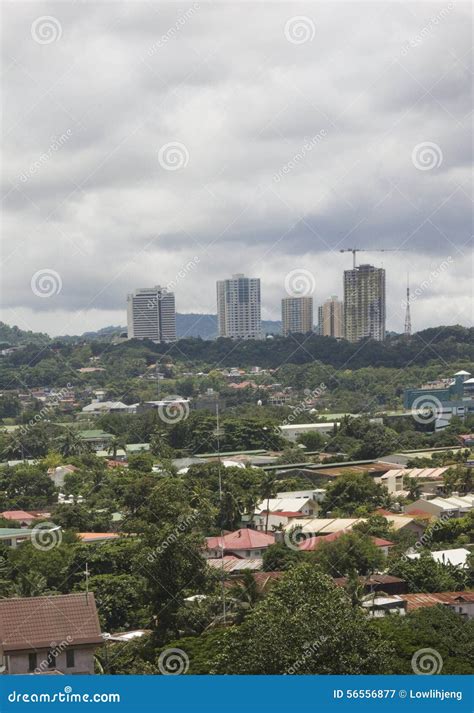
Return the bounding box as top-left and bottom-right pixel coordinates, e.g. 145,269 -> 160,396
56,428 -> 86,457
107,436 -> 127,460
259,475 -> 277,533
218,490 -> 241,530
405,476 -> 422,500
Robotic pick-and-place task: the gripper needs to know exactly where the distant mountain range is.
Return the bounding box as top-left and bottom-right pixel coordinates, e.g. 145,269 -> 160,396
78,315 -> 281,340
0,316 -> 282,345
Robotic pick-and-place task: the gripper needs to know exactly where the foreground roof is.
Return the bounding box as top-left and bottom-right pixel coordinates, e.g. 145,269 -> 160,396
0,593 -> 103,653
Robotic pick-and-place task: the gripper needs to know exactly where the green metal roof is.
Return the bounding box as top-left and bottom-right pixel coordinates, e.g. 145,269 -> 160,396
0,528 -> 34,537
78,430 -> 113,439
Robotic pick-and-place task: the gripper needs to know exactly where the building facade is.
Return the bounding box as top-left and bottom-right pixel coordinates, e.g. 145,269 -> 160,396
343,264 -> 386,342
404,371 -> 474,430
319,295 -> 344,338
216,274 -> 261,339
0,593 -> 102,675
127,287 -> 176,342
281,296 -> 313,336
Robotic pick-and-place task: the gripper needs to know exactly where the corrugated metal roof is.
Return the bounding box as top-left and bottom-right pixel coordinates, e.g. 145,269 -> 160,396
404,591 -> 474,611
206,556 -> 263,572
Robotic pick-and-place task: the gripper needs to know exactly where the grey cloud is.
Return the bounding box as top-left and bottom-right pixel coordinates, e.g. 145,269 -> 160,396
1,0 -> 471,333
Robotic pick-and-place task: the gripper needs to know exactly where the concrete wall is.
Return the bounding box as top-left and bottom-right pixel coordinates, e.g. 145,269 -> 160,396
6,647 -> 97,675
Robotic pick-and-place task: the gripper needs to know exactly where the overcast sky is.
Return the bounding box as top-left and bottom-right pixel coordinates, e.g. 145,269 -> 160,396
1,1 -> 472,336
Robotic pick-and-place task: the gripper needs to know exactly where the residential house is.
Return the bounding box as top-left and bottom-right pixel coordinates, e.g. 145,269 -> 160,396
298,530 -> 394,556
333,574 -> 408,596
405,495 -> 474,519
378,467 -> 449,496
276,489 -> 327,503
0,593 -> 102,674
1,511 -> 38,527
78,430 -> 114,452
205,529 -> 275,559
0,525 -> 61,549
206,556 -> 263,573
255,496 -> 319,518
361,595 -> 407,618
81,401 -> 135,415
403,591 -> 474,619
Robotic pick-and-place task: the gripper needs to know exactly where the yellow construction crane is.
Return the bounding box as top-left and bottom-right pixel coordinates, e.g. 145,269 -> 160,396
339,248 -> 405,269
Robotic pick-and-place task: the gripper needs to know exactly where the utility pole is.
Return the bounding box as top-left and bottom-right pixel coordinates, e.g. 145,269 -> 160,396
215,404 -> 227,625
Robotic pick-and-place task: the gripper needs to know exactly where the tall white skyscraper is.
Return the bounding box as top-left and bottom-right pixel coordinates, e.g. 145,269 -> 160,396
343,264 -> 386,342
127,286 -> 176,342
216,274 -> 261,339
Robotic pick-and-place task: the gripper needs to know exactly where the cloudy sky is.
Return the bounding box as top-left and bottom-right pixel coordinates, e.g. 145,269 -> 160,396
1,0 -> 472,336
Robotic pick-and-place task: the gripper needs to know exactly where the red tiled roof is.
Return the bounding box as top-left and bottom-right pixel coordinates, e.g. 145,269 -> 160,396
299,530 -> 394,552
1,510 -> 35,521
206,528 -> 275,551
371,537 -> 395,547
406,509 -> 435,519
0,594 -> 103,653
251,571 -> 285,592
403,591 -> 474,611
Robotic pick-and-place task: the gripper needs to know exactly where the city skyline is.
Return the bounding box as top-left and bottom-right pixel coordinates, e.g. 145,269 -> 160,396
2,2 -> 471,337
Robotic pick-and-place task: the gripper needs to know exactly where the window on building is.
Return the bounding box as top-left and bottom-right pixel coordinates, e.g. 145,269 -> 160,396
66,649 -> 75,668
28,653 -> 37,672
47,650 -> 56,669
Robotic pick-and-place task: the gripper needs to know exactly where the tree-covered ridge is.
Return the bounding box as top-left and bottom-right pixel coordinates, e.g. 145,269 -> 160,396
0,322 -> 50,347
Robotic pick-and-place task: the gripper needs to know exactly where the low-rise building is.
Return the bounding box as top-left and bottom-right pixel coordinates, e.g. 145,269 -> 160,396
205,529 -> 275,559
403,591 -> 474,619
405,495 -> 474,519
0,593 -> 103,674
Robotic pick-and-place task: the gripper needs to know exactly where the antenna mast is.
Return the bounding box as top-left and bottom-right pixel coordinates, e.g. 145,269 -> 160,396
404,274 -> 412,336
